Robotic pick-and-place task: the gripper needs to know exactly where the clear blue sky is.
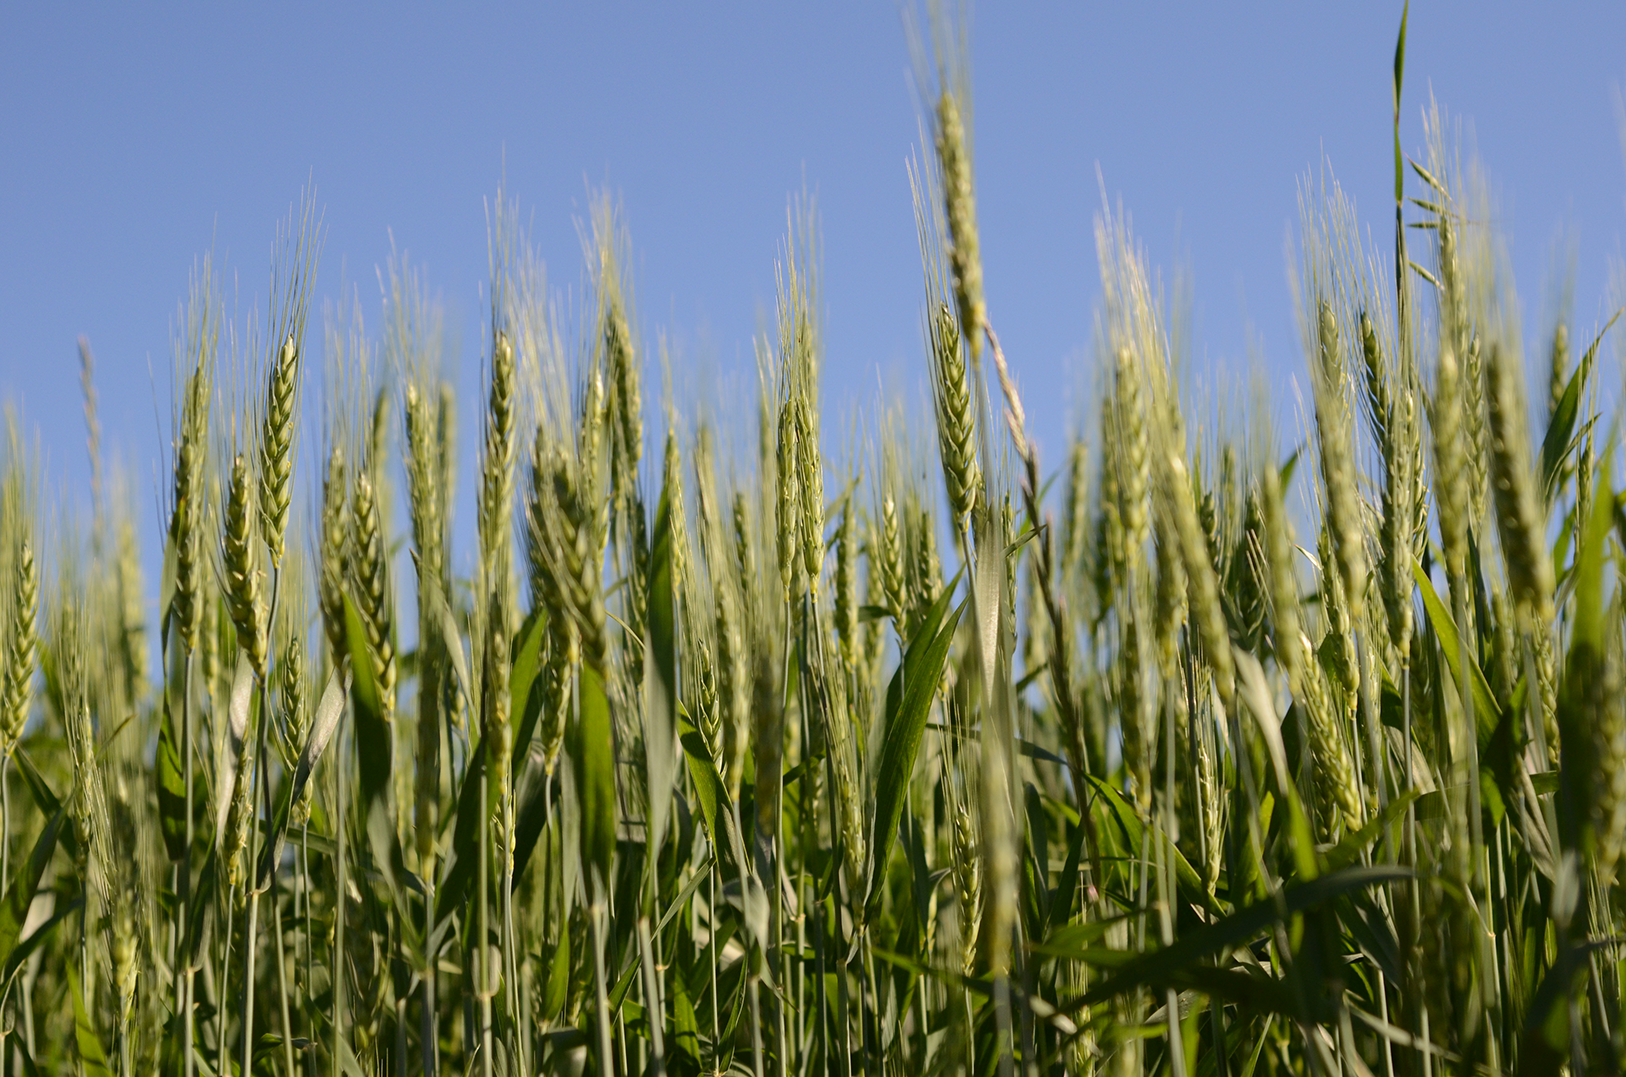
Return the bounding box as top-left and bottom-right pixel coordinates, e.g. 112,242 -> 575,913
3,3 -> 1624,580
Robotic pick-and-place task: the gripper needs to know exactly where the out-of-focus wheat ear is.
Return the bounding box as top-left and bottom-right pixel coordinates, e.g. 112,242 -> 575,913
929,301 -> 980,532
1547,321 -> 1569,427
936,88 -> 986,356
1021,544 -> 1049,686
834,497 -> 859,682
369,382 -> 393,527
1360,311 -> 1392,458
909,505 -> 943,639
480,330 -> 517,579
605,293 -> 641,499
351,470 -> 396,719
538,617 -> 575,777
1529,610 -> 1560,771
775,398 -> 800,600
714,586 -> 749,801
318,443 -> 350,671
1152,527 -> 1185,673
1485,341 -> 1554,622
796,397 -> 825,590
1164,448 -> 1232,704
1433,340 -> 1468,584
172,362 -> 211,653
221,453 -> 267,680
115,503 -> 148,710
879,492 -> 904,621
1,539 -> 38,751
1259,460 -> 1302,694
1114,347 -> 1149,554
1094,383 -> 1124,615
259,334 -> 300,568
1313,299 -> 1369,627
1463,332 -> 1487,525
78,337 -> 103,524
662,429 -> 689,589
405,381 -> 443,590
437,380 -> 457,529
1062,437 -> 1090,585
1302,639 -> 1364,835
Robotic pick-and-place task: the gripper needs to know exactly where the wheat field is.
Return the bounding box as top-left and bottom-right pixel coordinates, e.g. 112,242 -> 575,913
0,8 -> 1624,1076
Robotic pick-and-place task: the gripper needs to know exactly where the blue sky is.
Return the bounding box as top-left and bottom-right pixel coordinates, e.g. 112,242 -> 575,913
3,3 -> 1624,580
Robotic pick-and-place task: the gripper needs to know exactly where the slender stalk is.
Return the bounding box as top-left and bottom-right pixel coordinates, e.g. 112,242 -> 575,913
591,878 -> 615,1077
242,569 -> 283,1077
181,651 -> 196,1077
478,764 -> 493,1077
331,705 -> 347,1077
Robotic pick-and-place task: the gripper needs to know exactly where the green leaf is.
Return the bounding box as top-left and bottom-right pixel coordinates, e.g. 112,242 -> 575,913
1082,774 -> 1220,917
508,608 -> 548,783
157,685 -> 188,862
509,765 -> 552,888
1411,557 -> 1499,745
572,660 -> 618,893
677,712 -> 734,868
1541,311 -> 1620,503
1323,789 -> 1420,874
259,669 -> 345,889
864,583 -> 965,922
1062,865 -> 1409,1010
436,729 -> 489,925
70,962 -> 114,1077
342,593 -> 391,809
0,807 -> 64,979
1557,455 -> 1613,849
3,896 -> 80,987
645,476 -> 680,874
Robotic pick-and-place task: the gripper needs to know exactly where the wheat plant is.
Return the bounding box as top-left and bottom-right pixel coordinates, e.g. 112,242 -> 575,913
2,8 -> 1626,1077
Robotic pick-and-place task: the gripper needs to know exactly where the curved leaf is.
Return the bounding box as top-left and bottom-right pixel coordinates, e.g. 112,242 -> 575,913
865,584 -> 964,921
343,593 -> 391,808
0,807 -> 64,978
572,660 -> 617,893
1063,865 -> 1409,1010
1412,557 -> 1499,744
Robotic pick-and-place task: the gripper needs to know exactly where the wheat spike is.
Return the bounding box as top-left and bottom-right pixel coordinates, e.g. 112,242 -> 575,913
221,453 -> 267,679
351,470 -> 396,717
259,334 -> 300,567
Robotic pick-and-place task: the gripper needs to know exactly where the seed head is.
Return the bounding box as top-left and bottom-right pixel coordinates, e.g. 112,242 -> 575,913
834,499 -> 859,680
405,381 -> 445,592
796,398 -> 825,589
1485,342 -> 1554,620
1313,299 -> 1368,626
221,453 -> 267,679
1548,321 -> 1570,426
318,444 -> 349,670
929,302 -> 980,531
1113,347 -> 1149,553
259,333 -> 300,567
351,471 -> 396,718
604,292 -> 642,495
775,398 -> 800,597
2,540 -> 39,749
480,330 -> 517,576
936,89 -> 985,356
1062,438 -> 1090,584
878,493 -> 904,620
171,364 -> 210,651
